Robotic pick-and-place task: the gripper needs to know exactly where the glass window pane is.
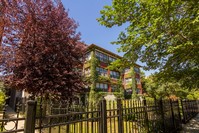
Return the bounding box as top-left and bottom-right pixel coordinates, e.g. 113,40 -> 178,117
104,84 -> 107,89
100,83 -> 103,88
96,83 -> 99,88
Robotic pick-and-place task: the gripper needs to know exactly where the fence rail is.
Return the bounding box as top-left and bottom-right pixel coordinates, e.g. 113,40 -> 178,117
0,98 -> 198,133
181,99 -> 198,123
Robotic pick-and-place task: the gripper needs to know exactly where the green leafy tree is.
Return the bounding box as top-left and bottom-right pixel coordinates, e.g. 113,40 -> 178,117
1,0 -> 86,100
143,73 -> 196,99
0,82 -> 6,110
143,75 -> 159,99
186,89 -> 199,100
140,71 -> 147,94
98,0 -> 199,88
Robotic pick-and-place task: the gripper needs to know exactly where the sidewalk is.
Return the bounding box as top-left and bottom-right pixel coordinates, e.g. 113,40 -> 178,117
3,106 -> 40,133
180,113 -> 199,133
4,106 -> 25,132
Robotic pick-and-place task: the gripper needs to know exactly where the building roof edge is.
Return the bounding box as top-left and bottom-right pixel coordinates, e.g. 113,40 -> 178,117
86,44 -> 142,67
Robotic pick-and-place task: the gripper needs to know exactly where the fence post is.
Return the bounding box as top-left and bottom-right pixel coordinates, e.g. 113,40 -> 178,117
177,100 -> 182,130
117,99 -> 123,133
197,100 -> 199,112
169,99 -> 176,130
143,98 -> 149,132
24,100 -> 37,133
22,97 -> 26,114
159,98 -> 165,133
180,99 -> 186,123
100,98 -> 107,133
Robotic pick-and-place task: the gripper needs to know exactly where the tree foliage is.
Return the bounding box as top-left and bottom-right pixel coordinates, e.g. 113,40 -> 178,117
98,0 -> 199,88
0,0 -> 86,99
142,73 -> 199,100
0,82 -> 6,110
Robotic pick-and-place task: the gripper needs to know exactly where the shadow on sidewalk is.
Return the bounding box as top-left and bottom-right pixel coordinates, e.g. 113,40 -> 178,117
1,106 -> 25,133
5,106 -> 18,118
180,114 -> 199,133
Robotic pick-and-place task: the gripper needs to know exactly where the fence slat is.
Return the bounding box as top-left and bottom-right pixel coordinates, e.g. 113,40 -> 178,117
143,99 -> 149,132
100,98 -> 107,133
117,99 -> 123,133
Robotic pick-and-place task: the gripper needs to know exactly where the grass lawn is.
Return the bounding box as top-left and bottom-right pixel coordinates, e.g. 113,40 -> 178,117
35,119 -> 145,133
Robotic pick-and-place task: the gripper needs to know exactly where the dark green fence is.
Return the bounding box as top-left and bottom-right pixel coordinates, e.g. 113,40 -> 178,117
0,98 -> 198,133
181,99 -> 199,123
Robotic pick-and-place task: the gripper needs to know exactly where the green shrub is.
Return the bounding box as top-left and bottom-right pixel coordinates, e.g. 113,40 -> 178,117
0,82 -> 6,111
186,94 -> 194,100
145,96 -> 155,101
98,76 -> 110,82
0,91 -> 6,111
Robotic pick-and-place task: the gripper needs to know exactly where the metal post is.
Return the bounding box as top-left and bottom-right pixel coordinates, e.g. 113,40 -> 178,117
143,98 -> 149,132
177,100 -> 182,130
22,97 -> 26,114
169,99 -> 175,130
117,99 -> 123,133
181,99 -> 186,123
24,100 -> 37,133
15,101 -> 21,131
198,100 -> 199,112
159,98 -> 165,133
100,98 -> 107,133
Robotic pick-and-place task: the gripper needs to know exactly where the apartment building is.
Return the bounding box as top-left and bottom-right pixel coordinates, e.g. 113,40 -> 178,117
83,44 -> 142,98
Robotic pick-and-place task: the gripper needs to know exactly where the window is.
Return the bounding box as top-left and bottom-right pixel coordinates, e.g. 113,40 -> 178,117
136,78 -> 140,84
124,78 -> 132,83
109,56 -> 116,62
125,89 -> 132,95
85,52 -> 91,61
124,67 -> 140,73
104,84 -> 108,89
110,71 -> 120,79
124,68 -> 130,73
96,83 -> 108,92
96,83 -> 100,88
111,85 -> 119,92
134,67 -> 140,73
136,88 -> 140,94
96,67 -> 108,76
95,51 -> 108,63
100,83 -> 104,89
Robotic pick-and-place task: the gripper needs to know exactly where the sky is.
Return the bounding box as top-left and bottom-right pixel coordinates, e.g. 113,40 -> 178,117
62,0 -> 156,76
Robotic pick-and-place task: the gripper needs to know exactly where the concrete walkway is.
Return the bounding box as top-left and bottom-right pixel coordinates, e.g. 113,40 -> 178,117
180,114 -> 199,133
3,106 -> 25,132
3,106 -> 39,133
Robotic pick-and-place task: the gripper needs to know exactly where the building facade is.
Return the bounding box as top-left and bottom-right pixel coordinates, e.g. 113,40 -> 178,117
83,44 -> 142,99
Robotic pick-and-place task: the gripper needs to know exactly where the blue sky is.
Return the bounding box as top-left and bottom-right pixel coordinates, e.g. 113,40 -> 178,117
62,0 -> 156,76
